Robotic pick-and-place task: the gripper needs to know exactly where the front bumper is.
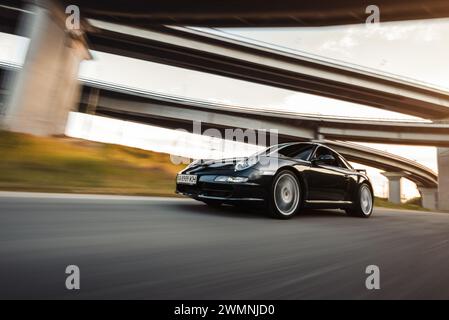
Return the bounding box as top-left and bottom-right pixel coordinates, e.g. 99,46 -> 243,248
176,174 -> 268,202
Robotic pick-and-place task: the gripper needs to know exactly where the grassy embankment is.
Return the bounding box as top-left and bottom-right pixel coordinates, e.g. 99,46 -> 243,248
0,131 -> 185,196
0,131 -> 428,210
374,197 -> 428,211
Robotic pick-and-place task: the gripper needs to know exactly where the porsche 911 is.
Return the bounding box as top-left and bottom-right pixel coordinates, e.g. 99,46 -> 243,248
176,142 -> 374,219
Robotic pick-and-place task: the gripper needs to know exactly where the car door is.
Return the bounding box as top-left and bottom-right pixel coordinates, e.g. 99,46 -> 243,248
335,154 -> 359,202
305,147 -> 349,201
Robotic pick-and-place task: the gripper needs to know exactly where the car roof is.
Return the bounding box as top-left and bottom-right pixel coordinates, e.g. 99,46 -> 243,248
274,141 -> 343,157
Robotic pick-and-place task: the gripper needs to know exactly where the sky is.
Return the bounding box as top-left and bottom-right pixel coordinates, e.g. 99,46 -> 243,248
1,17 -> 448,200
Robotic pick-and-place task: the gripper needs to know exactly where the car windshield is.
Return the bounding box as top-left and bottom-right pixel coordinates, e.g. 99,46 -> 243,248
277,143 -> 315,160
250,145 -> 282,158
250,143 -> 314,160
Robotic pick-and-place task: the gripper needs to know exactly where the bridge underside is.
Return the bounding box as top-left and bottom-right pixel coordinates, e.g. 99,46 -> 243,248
85,23 -> 449,120
5,0 -> 449,27
3,5 -> 449,120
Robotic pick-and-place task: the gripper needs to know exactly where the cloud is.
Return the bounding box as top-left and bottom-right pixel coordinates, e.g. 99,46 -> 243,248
319,29 -> 358,57
318,21 -> 442,58
365,23 -> 440,42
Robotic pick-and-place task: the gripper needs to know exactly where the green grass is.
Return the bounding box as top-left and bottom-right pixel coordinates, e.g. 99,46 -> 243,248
0,131 -> 186,196
374,197 -> 428,211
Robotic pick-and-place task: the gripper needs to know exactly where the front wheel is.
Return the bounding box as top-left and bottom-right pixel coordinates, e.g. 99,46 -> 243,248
269,170 -> 302,219
346,183 -> 373,218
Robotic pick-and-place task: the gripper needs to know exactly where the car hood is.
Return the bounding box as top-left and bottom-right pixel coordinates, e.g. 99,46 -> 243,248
185,157 -> 246,173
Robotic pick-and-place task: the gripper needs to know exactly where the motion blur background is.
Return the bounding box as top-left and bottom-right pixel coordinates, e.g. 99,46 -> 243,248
4,1 -> 449,300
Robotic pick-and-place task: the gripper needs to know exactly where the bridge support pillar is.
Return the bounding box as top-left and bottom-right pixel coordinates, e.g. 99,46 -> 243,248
381,172 -> 404,204
438,148 -> 449,211
1,2 -> 90,136
418,187 -> 438,211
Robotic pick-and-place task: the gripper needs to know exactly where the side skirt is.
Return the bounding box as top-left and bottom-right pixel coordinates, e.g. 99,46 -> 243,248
304,200 -> 353,209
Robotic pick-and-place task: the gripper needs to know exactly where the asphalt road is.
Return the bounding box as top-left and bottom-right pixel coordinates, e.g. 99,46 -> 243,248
1,192 -> 449,299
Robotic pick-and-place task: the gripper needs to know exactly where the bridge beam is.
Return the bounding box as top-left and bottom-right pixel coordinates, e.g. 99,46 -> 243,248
438,148 -> 449,211
1,2 -> 90,136
382,172 -> 405,204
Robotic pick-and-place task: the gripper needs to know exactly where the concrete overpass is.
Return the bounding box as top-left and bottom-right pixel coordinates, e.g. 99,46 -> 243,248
3,0 -> 449,27
82,21 -> 449,120
2,4 -> 449,121
68,76 -> 449,147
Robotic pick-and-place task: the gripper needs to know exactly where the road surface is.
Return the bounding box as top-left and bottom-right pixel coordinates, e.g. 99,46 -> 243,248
1,192 -> 449,299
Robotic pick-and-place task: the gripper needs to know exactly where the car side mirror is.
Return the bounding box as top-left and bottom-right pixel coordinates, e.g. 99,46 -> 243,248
312,154 -> 335,166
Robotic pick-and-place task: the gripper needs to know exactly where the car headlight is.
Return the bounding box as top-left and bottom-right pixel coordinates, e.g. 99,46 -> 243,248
235,157 -> 258,171
215,176 -> 248,183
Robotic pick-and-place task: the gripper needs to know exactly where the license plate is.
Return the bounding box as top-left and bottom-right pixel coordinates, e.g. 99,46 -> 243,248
177,174 -> 197,185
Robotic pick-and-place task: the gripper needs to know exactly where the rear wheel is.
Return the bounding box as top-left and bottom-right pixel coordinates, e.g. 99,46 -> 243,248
269,170 -> 302,219
346,183 -> 373,218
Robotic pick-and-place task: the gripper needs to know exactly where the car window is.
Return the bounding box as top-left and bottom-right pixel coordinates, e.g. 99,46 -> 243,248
313,146 -> 339,166
313,146 -> 331,159
278,144 -> 315,160
333,153 -> 347,168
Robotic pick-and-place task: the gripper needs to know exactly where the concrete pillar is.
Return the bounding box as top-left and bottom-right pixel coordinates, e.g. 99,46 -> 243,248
86,87 -> 100,115
1,2 -> 90,136
418,187 -> 438,211
381,172 -> 404,204
438,148 -> 449,211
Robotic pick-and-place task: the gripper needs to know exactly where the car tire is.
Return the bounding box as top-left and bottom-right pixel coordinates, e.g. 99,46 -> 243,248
269,170 -> 302,219
346,183 -> 373,218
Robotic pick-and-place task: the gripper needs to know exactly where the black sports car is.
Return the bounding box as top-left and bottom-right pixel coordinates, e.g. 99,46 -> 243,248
176,142 -> 374,219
